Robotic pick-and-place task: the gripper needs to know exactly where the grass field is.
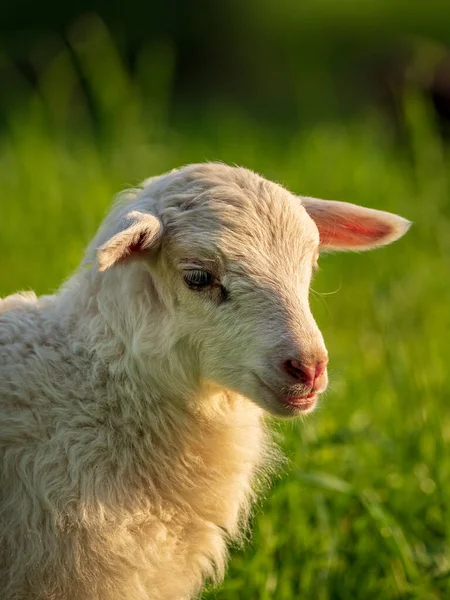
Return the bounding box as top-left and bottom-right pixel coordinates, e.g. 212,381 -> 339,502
1,36 -> 449,599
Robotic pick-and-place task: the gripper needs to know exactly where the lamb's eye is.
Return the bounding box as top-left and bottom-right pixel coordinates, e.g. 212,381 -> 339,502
183,269 -> 213,290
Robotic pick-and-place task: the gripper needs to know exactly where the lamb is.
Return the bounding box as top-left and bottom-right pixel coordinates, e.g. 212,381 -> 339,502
0,163 -> 410,600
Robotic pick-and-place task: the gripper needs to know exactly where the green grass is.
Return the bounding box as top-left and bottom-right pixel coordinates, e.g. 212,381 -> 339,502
1,26 -> 449,599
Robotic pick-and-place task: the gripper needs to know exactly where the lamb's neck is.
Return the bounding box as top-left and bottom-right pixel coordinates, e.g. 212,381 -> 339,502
123,386 -> 270,535
88,370 -> 270,536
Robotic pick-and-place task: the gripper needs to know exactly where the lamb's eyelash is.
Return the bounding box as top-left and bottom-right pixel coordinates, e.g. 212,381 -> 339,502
179,259 -> 219,277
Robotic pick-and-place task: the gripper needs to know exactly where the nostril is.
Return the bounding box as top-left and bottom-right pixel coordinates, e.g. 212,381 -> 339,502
283,360 -> 315,386
282,357 -> 328,387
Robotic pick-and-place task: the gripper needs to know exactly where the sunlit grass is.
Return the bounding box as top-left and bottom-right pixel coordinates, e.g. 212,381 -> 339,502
1,21 -> 449,599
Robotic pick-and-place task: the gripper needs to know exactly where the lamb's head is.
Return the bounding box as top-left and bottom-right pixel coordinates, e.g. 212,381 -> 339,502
94,163 -> 410,417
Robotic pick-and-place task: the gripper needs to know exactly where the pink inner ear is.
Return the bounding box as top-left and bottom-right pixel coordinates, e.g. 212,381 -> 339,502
319,216 -> 392,247
128,232 -> 148,255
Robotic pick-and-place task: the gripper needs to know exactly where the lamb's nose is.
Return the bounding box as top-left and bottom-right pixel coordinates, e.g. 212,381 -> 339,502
282,358 -> 328,388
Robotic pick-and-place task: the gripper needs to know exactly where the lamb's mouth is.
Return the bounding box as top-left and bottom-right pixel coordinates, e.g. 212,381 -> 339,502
279,392 -> 318,413
253,373 -> 319,414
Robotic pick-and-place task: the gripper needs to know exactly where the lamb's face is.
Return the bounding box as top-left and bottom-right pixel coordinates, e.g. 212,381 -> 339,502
155,170 -> 328,417
97,163 -> 410,418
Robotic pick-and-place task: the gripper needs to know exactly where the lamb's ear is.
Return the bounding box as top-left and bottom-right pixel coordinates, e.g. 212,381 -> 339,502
301,197 -> 411,251
97,210 -> 162,271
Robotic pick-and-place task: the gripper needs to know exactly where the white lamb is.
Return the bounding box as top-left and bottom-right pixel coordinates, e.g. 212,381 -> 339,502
0,163 -> 410,600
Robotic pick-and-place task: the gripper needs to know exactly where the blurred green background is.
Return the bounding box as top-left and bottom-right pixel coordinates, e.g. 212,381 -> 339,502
1,1 -> 449,598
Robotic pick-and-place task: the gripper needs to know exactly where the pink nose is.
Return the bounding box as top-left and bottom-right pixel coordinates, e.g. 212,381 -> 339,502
282,358 -> 328,388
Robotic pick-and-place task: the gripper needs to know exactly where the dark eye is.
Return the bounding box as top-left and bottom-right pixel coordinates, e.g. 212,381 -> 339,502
183,269 -> 214,290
